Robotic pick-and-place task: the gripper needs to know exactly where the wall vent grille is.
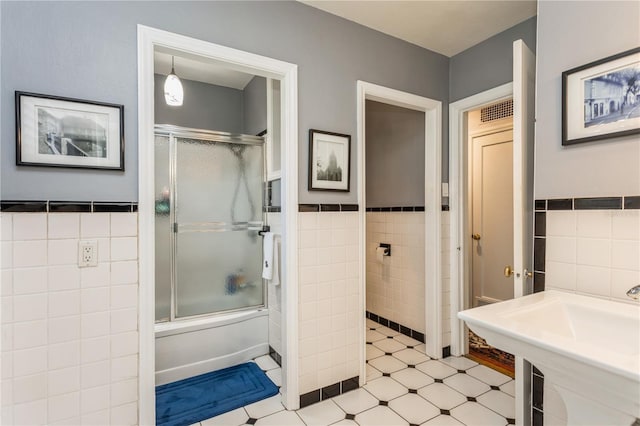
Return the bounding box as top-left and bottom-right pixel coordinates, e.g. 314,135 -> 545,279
481,99 -> 513,122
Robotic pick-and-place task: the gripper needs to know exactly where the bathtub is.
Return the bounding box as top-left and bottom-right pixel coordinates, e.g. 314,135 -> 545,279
155,309 -> 269,385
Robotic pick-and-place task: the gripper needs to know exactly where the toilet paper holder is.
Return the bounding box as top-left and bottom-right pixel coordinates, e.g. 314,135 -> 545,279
379,243 -> 391,256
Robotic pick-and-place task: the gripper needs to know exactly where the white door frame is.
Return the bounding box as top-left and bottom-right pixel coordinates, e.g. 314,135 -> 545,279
356,81 -> 442,383
448,82 -> 513,357
137,25 -> 300,423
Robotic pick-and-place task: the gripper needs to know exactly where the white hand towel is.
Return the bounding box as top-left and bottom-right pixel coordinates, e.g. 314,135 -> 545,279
262,232 -> 274,280
271,235 -> 280,286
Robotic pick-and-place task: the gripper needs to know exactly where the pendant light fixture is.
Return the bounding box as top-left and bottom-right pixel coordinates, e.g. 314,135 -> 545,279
164,56 -> 184,106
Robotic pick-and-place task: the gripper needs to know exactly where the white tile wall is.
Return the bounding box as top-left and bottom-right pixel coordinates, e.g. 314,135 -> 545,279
366,212 -> 425,333
266,212 -> 283,357
0,212 -> 139,425
298,209 -> 452,395
365,211 -> 451,348
545,210 -> 640,302
298,212 -> 359,394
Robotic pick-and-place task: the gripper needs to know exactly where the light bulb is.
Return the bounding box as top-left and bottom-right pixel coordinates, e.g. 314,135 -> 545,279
164,73 -> 183,106
164,56 -> 183,106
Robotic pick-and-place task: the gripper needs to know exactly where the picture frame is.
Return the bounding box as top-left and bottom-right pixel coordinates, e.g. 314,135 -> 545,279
16,91 -> 125,170
562,47 -> 640,145
308,129 -> 350,192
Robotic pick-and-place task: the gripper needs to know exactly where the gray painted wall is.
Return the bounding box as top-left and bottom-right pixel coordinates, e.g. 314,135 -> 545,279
154,74 -> 244,133
534,1 -> 640,198
365,101 -> 425,207
443,16 -> 536,185
1,1 -> 449,202
243,76 -> 267,136
449,17 -> 537,103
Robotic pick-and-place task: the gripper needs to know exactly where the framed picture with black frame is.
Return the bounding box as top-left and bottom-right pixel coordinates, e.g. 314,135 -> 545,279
308,129 -> 350,192
562,47 -> 640,145
16,91 -> 125,170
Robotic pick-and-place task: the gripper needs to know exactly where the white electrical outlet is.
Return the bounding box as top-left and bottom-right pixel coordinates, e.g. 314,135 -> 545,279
78,240 -> 98,267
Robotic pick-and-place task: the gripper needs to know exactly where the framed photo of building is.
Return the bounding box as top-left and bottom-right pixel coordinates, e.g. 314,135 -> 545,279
308,129 -> 350,191
16,92 -> 124,170
562,47 -> 640,145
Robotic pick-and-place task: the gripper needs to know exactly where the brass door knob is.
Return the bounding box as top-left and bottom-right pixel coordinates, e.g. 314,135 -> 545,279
472,233 -> 481,241
504,266 -> 514,277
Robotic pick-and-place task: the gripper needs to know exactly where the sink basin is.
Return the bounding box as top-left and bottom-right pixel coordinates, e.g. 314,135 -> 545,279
459,290 -> 640,425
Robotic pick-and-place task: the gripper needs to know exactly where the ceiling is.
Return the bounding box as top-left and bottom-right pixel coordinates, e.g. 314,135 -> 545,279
154,1 -> 537,87
300,0 -> 537,57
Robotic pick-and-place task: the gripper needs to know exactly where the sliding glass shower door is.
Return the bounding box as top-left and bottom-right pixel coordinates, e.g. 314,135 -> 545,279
155,126 -> 265,322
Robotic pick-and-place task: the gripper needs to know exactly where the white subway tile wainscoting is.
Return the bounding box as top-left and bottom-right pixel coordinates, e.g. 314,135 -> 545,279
298,210 -> 360,396
545,209 -> 640,302
1,204 -> 473,424
366,211 -> 425,334
532,197 -> 640,425
1,210 -> 139,425
365,210 -> 452,352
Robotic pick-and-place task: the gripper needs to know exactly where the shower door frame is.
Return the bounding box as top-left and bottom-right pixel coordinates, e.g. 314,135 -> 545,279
155,125 -> 268,322
137,25 -> 300,423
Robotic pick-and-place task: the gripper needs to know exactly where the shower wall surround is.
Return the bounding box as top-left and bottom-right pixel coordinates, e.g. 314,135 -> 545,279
1,209 -> 139,425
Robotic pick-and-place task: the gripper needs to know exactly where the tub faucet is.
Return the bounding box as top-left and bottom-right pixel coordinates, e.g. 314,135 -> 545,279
626,285 -> 640,300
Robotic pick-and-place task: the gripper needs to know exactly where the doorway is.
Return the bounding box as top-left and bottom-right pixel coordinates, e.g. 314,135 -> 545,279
137,25 -> 300,422
364,100 -> 429,380
449,38 -> 537,425
467,103 -> 516,376
356,81 -> 442,385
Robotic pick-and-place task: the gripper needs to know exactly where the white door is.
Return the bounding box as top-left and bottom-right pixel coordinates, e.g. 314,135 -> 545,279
513,39 -> 536,426
471,130 -> 514,306
513,39 -> 536,299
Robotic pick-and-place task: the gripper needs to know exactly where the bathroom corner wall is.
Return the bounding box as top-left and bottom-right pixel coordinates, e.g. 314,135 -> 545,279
1,211 -> 139,425
297,210 -> 360,396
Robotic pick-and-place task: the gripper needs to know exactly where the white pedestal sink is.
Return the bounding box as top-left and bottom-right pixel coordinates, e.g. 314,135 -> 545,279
458,290 -> 640,425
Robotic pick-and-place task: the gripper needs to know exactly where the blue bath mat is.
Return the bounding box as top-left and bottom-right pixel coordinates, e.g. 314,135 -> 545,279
156,362 -> 279,426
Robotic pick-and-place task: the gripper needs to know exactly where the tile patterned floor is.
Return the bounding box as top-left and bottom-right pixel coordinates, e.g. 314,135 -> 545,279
194,320 -> 516,426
